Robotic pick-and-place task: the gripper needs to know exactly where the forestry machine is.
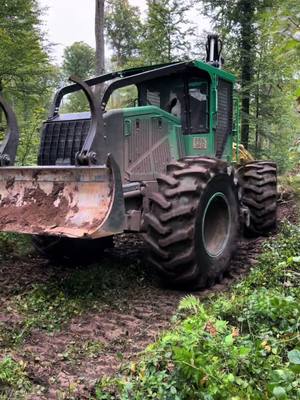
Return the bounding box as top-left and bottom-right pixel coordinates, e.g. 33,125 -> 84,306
0,34 -> 277,289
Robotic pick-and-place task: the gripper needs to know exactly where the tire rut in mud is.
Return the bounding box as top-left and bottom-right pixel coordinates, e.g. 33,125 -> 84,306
0,201 -> 297,399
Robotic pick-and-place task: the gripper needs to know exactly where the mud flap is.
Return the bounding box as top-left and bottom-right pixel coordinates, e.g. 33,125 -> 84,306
0,155 -> 125,239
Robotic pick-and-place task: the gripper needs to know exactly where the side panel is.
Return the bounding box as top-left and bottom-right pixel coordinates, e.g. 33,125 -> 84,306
123,106 -> 182,181
215,78 -> 233,161
38,107 -> 182,183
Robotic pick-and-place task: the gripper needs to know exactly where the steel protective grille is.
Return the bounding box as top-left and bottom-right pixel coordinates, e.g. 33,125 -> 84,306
215,79 -> 233,158
38,119 -> 90,165
125,116 -> 171,180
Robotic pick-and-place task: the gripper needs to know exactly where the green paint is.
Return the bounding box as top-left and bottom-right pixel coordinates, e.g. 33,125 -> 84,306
119,60 -> 239,163
123,105 -> 181,160
222,135 -> 233,162
233,96 -> 241,163
183,134 -> 214,156
192,60 -> 236,83
123,105 -> 181,124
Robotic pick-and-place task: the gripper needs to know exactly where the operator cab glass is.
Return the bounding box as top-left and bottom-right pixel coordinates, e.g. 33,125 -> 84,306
140,75 -> 185,119
188,79 -> 209,133
138,71 -> 210,135
106,84 -> 138,110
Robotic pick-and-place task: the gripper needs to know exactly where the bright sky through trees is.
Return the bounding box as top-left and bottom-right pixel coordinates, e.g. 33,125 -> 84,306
38,0 -> 210,63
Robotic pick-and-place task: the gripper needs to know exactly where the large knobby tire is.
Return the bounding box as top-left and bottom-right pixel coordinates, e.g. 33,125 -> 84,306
144,157 -> 240,289
238,161 -> 277,236
32,235 -> 114,263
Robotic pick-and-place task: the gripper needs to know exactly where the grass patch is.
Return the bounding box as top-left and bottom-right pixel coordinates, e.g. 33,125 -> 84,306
2,258 -> 148,347
278,175 -> 300,210
94,223 -> 300,399
0,356 -> 31,399
59,340 -> 105,364
292,176 -> 300,202
0,233 -> 33,260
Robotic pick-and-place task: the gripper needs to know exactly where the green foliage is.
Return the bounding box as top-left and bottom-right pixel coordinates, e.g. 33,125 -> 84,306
0,233 -> 32,259
273,0 -> 300,56
0,256 -> 148,348
105,0 -> 143,69
288,138 -> 300,168
16,107 -> 46,166
95,223 -> 300,399
0,0 -> 49,86
61,340 -> 105,363
60,91 -> 90,114
141,0 -> 195,64
60,41 -> 96,113
0,0 -> 55,110
62,41 -> 96,80
0,0 -> 58,171
0,357 -> 30,398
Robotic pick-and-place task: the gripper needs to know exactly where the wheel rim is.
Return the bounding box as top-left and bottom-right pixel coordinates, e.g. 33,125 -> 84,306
202,192 -> 231,258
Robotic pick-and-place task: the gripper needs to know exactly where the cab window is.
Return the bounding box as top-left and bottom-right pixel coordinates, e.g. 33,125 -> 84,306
106,84 -> 138,110
188,79 -> 209,133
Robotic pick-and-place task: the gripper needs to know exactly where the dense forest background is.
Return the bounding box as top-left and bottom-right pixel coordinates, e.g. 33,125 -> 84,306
0,0 -> 299,171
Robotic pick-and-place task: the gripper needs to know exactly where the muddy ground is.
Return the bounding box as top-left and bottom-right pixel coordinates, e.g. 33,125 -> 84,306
0,200 -> 297,399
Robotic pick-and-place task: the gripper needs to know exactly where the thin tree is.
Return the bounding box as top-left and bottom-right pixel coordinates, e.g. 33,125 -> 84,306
95,0 -> 105,76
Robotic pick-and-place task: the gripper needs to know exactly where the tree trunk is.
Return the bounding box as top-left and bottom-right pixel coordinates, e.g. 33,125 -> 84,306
95,0 -> 105,76
95,0 -> 105,99
240,0 -> 255,149
255,83 -> 259,158
0,80 -> 3,127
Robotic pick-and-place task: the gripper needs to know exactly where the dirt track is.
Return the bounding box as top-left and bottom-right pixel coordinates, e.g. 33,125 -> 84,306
0,200 -> 297,399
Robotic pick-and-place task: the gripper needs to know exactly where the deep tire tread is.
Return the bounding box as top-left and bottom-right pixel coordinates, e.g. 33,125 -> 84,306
238,161 -> 277,236
144,157 -> 239,289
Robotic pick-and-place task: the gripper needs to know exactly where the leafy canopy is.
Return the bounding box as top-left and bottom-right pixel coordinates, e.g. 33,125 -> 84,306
62,41 -> 96,80
105,0 -> 142,68
0,0 -> 49,89
141,0 -> 195,64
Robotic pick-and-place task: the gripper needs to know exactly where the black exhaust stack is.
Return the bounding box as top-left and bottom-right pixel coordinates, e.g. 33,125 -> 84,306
206,34 -> 223,68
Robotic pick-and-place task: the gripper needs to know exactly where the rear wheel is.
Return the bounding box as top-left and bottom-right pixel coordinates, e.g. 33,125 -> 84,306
32,235 -> 114,263
238,161 -> 277,236
144,157 -> 240,289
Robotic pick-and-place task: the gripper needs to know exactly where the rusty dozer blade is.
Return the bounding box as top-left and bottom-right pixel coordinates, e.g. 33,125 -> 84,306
0,76 -> 126,239
0,155 -> 125,238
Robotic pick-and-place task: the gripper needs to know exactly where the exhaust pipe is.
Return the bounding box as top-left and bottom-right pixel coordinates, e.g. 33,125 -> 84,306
206,34 -> 223,68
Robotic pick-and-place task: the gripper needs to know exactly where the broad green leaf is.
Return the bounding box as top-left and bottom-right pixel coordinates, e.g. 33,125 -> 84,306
273,386 -> 287,399
288,349 -> 300,364
238,347 -> 251,357
224,334 -> 234,346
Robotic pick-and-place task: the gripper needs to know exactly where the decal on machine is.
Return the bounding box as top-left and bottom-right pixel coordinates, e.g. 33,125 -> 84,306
193,137 -> 208,150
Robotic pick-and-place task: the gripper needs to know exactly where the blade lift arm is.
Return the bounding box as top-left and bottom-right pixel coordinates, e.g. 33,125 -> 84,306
68,76 -> 107,166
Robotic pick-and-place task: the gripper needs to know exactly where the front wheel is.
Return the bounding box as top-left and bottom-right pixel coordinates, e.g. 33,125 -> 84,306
144,158 -> 240,289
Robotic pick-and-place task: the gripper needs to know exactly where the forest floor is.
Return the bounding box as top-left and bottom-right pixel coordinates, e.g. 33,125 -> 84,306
0,194 -> 298,399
